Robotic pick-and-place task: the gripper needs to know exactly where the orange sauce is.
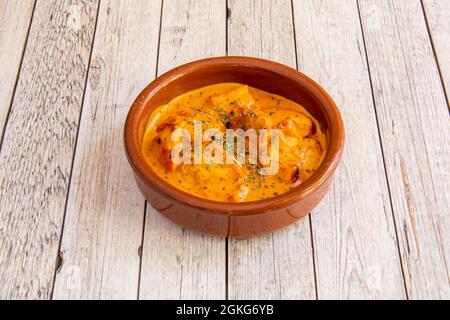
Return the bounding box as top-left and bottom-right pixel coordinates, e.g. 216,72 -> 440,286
141,83 -> 326,202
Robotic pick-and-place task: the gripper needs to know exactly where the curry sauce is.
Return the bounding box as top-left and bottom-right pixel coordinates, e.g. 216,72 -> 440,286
141,83 -> 327,202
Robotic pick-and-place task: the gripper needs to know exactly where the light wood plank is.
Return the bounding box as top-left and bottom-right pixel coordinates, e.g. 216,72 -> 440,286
293,0 -> 406,299
358,0 -> 450,299
422,0 -> 450,101
0,0 -> 35,142
227,0 -> 316,300
138,0 -> 226,300
0,0 -> 98,299
52,0 -> 162,299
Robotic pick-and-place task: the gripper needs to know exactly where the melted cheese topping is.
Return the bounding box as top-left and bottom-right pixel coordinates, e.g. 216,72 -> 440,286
141,83 -> 327,202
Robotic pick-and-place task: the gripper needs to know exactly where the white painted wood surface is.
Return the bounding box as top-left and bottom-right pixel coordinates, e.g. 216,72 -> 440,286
0,0 -> 98,299
422,0 -> 450,100
0,0 -> 35,141
138,0 -> 227,300
52,0 -> 162,299
358,0 -> 449,299
227,0 -> 316,300
0,0 -> 448,300
293,0 -> 406,299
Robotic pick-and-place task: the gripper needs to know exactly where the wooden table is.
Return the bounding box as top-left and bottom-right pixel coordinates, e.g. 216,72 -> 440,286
0,0 -> 448,300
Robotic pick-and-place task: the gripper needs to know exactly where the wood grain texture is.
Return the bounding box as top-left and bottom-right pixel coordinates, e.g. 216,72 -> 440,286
422,0 -> 450,101
359,0 -> 450,299
0,0 -> 98,299
0,0 -> 447,301
227,0 -> 316,300
0,0 -> 35,142
293,0 -> 406,299
138,0 -> 227,300
52,0 -> 162,299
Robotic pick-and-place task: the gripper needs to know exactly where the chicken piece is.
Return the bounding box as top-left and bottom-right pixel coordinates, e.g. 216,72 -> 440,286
232,184 -> 250,202
183,163 -> 249,201
296,138 -> 323,177
227,104 -> 271,130
274,137 -> 323,185
277,113 -> 315,139
211,85 -> 271,130
276,114 -> 323,183
152,116 -> 191,171
211,85 -> 255,108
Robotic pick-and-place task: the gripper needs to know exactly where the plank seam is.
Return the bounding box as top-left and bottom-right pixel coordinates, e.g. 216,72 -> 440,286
225,237 -> 229,300
308,215 -> 319,299
225,0 -> 229,56
0,0 -> 37,152
290,0 -> 299,70
419,0 -> 450,111
137,201 -> 148,299
50,0 -> 102,300
154,0 -> 165,77
355,0 -> 409,299
291,0 -> 318,300
136,0 -> 164,300
225,0 -> 229,300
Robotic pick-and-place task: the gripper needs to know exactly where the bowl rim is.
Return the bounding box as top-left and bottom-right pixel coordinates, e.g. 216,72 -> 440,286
124,56 -> 344,216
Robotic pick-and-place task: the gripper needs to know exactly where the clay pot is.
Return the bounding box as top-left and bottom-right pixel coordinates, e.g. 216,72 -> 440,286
124,56 -> 344,237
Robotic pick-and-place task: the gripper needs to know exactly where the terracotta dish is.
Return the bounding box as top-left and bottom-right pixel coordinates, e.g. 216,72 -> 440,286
124,56 -> 344,237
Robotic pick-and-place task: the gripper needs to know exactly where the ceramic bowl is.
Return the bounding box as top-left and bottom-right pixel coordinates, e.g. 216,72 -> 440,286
124,56 -> 344,237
